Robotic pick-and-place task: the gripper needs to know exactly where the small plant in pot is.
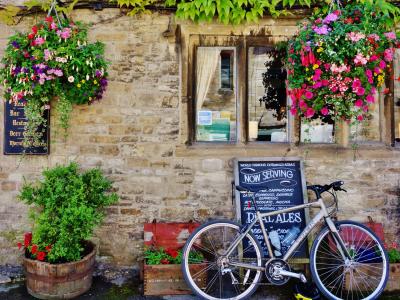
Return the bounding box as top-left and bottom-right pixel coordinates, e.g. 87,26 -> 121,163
17,162 -> 118,299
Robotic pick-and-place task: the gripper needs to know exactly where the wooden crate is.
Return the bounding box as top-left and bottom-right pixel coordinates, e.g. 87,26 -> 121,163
144,263 -> 207,296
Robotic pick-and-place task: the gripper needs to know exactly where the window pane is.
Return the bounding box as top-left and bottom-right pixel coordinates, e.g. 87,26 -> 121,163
196,47 -> 237,142
350,93 -> 381,143
248,46 -> 287,142
301,118 -> 335,143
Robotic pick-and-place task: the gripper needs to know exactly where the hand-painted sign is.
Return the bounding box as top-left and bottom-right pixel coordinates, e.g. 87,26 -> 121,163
3,100 -> 49,155
234,157 -> 308,258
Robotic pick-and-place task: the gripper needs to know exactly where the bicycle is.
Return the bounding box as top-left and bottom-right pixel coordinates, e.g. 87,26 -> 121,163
181,181 -> 389,300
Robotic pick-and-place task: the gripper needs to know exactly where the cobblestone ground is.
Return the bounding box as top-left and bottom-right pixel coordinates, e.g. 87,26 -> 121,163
1,277 -> 400,300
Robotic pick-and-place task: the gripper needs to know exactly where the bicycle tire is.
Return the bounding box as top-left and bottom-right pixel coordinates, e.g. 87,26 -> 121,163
182,220 -> 264,300
310,221 -> 389,300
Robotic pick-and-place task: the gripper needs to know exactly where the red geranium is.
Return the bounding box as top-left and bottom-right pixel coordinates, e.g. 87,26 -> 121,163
166,248 -> 179,258
24,232 -> 32,247
17,242 -> 22,249
37,251 -> 46,261
31,244 -> 38,255
160,258 -> 170,264
45,245 -> 52,252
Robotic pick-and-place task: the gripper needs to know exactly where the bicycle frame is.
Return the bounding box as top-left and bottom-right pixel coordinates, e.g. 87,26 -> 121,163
225,198 -> 351,271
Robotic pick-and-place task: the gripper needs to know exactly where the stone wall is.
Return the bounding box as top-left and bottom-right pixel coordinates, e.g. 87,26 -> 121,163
0,9 -> 399,267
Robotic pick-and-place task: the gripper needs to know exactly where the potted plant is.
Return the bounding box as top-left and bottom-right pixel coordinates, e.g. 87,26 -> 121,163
386,242 -> 400,291
286,1 -> 399,125
17,162 -> 118,299
143,246 -> 206,296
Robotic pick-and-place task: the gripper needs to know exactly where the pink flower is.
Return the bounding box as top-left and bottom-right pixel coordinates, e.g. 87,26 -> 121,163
290,107 -> 298,116
354,53 -> 368,65
320,107 -> 329,115
34,37 -> 45,46
305,107 -> 315,118
312,81 -> 322,89
370,55 -> 379,62
53,69 -> 63,77
299,100 -> 307,109
324,63 -> 331,71
57,28 -> 72,40
374,67 -> 382,74
366,69 -> 373,78
356,87 -> 365,96
371,87 -> 377,95
354,99 -> 363,107
366,94 -> 375,103
347,32 -> 365,42
357,115 -> 364,121
352,78 -> 362,89
50,22 -> 57,30
384,48 -> 394,62
321,79 -> 329,86
379,60 -> 387,69
44,49 -> 52,61
323,13 -> 338,24
312,69 -> 322,81
368,34 -> 380,41
384,32 -> 396,40
304,91 -> 314,99
363,105 -> 369,112
313,25 -> 330,35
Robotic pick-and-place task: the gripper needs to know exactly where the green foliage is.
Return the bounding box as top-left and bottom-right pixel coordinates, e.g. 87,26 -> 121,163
19,163 -> 118,263
388,247 -> 400,263
0,18 -> 108,147
144,247 -> 204,265
0,6 -> 21,25
1,0 -> 399,25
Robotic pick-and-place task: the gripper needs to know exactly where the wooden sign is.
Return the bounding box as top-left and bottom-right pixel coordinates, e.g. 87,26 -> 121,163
234,157 -> 309,258
3,100 -> 49,155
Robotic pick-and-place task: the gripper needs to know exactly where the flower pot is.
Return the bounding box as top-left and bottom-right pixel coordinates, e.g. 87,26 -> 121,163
386,263 -> 400,292
22,241 -> 96,299
143,263 -> 207,296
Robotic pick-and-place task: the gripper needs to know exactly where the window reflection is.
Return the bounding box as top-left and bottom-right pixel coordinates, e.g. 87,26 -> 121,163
248,47 -> 287,142
195,47 -> 237,142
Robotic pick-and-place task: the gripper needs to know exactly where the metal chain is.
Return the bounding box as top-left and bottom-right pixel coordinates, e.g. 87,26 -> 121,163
47,0 -> 63,28
329,0 -> 343,12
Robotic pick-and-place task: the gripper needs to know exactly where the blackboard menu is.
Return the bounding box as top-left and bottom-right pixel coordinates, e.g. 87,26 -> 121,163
3,100 -> 49,155
234,157 -> 308,258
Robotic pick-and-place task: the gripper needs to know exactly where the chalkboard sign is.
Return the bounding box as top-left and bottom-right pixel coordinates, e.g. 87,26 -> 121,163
3,100 -> 49,155
234,157 -> 308,259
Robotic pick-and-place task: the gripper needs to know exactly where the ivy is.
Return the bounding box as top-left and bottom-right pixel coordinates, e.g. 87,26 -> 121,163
0,0 -> 399,26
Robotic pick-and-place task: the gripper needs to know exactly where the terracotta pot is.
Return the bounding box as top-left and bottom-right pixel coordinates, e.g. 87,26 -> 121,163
23,241 -> 96,299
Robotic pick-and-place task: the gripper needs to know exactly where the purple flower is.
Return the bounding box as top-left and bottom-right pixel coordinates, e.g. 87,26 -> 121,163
11,41 -> 20,48
95,70 -> 102,77
313,25 -> 330,35
323,13 -> 338,24
100,78 -> 108,87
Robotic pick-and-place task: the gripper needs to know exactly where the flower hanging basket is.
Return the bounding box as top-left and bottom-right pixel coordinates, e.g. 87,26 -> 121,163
0,17 -> 108,147
286,2 -> 399,123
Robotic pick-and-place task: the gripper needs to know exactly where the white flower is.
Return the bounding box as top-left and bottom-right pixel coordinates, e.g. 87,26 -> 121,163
68,76 -> 74,83
86,74 -> 89,80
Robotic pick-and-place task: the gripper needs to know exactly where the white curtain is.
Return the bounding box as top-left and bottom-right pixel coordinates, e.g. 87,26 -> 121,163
196,47 -> 221,112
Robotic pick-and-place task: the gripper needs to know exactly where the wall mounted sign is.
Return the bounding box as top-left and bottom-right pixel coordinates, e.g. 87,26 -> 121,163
234,157 -> 309,258
3,100 -> 49,155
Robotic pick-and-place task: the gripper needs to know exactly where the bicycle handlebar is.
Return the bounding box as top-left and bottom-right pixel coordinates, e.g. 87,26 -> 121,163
307,180 -> 346,199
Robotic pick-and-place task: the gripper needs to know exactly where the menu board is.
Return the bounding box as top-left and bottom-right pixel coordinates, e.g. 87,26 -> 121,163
3,100 -> 49,155
234,157 -> 308,258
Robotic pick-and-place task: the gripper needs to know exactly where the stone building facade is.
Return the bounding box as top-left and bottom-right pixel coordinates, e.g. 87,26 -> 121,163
0,8 -> 399,268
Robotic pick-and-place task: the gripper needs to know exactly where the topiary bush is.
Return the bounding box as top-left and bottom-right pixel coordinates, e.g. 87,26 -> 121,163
18,162 -> 118,263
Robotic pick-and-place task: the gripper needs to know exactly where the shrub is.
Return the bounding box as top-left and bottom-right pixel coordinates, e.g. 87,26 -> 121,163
18,162 -> 118,263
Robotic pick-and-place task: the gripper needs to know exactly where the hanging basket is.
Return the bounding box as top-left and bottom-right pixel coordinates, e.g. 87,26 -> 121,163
286,1 -> 400,123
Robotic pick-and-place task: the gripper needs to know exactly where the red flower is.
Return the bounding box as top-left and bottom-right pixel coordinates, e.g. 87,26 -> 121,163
31,244 -> 38,255
384,88 -> 390,95
45,245 -> 52,252
28,33 -> 35,40
24,232 -> 32,247
166,249 -> 179,258
45,16 -> 53,23
37,251 -> 46,261
160,259 -> 170,264
17,242 -> 22,249
31,26 -> 38,34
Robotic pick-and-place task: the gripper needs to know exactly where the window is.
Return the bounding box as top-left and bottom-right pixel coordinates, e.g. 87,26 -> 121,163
248,46 -> 288,142
195,47 -> 237,142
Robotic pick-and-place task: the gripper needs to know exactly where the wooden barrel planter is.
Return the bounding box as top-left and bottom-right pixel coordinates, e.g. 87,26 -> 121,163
22,241 -> 96,299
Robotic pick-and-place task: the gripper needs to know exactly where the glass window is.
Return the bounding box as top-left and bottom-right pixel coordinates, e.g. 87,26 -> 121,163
195,47 -> 237,142
248,46 -> 288,142
300,118 -> 335,144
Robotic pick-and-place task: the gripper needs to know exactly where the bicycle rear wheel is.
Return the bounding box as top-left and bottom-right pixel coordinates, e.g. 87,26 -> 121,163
181,220 -> 264,300
310,221 -> 389,300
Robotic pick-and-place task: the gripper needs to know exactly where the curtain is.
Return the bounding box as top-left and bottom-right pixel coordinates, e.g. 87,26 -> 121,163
196,47 -> 221,112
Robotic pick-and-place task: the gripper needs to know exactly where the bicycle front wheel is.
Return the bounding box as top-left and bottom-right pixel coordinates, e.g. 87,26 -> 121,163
310,221 -> 389,300
182,220 -> 264,300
